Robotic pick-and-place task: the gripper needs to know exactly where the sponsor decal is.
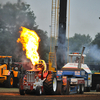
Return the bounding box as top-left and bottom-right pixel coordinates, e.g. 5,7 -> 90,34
78,80 -> 85,84
7,71 -> 10,75
75,71 -> 80,75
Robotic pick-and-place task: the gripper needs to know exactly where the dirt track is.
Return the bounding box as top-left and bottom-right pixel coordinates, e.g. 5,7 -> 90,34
0,88 -> 100,100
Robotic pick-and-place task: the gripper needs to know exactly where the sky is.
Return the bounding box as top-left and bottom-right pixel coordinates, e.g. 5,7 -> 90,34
1,0 -> 100,40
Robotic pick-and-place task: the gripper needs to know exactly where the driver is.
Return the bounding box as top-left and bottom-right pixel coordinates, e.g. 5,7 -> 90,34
75,57 -> 79,63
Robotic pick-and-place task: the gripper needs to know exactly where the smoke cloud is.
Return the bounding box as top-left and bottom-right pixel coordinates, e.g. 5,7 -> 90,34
57,24 -> 67,70
84,44 -> 100,62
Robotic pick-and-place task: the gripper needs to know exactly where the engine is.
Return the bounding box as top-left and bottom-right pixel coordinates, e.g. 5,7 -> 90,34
26,71 -> 35,83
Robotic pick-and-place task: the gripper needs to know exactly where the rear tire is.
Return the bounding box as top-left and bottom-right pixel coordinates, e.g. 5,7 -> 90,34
66,80 -> 70,95
96,84 -> 100,92
80,84 -> 84,94
5,74 -> 13,88
19,78 -> 25,95
77,85 -> 80,94
56,81 -> 62,95
36,86 -> 42,95
19,88 -> 25,95
43,73 -> 57,95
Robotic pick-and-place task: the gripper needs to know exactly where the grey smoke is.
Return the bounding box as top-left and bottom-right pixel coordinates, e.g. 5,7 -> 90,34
84,44 -> 100,62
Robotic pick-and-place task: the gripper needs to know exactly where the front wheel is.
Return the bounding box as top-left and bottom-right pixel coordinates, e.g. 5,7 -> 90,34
5,74 -> 13,88
19,88 -> 25,95
36,86 -> 42,95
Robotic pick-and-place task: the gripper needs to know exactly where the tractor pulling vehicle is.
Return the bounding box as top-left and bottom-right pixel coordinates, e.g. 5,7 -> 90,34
59,52 -> 92,93
19,60 -> 55,95
46,48 -> 86,95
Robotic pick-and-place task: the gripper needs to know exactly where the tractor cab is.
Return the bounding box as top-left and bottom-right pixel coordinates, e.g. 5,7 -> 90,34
62,53 -> 91,72
62,53 -> 87,71
69,53 -> 86,64
0,56 -> 12,63
0,56 -> 12,70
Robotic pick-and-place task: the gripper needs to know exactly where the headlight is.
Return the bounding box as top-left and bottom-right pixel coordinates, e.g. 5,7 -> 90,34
15,67 -> 18,70
57,70 -> 62,75
81,71 -> 85,76
4,67 -> 6,70
36,76 -> 39,82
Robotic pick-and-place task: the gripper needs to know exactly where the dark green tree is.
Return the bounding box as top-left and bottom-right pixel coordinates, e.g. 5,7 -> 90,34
0,2 -> 49,62
92,33 -> 100,48
85,33 -> 100,65
68,33 -> 92,53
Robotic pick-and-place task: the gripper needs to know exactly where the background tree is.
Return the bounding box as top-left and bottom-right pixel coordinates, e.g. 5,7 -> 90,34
67,33 -> 100,69
0,1 -> 49,62
86,33 -> 100,65
66,33 -> 92,65
68,33 -> 92,53
92,33 -> 100,48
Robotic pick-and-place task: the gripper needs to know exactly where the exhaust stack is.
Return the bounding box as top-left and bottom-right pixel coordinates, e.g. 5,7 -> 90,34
78,47 -> 85,69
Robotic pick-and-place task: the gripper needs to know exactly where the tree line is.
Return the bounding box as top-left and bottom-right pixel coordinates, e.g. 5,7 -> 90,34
0,1 -> 100,64
0,1 -> 49,62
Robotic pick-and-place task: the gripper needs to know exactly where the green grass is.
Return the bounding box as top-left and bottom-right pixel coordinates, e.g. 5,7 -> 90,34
0,88 -> 19,92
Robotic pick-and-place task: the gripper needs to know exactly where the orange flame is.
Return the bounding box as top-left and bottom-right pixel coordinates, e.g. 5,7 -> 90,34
17,26 -> 40,65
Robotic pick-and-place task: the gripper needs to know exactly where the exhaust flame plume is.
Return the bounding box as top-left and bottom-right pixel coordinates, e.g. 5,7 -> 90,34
17,26 -> 40,65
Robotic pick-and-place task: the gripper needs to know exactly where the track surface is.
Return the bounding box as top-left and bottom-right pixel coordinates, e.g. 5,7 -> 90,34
0,88 -> 100,100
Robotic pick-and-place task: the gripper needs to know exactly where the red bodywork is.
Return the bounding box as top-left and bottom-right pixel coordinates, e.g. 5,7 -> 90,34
20,67 -> 48,92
